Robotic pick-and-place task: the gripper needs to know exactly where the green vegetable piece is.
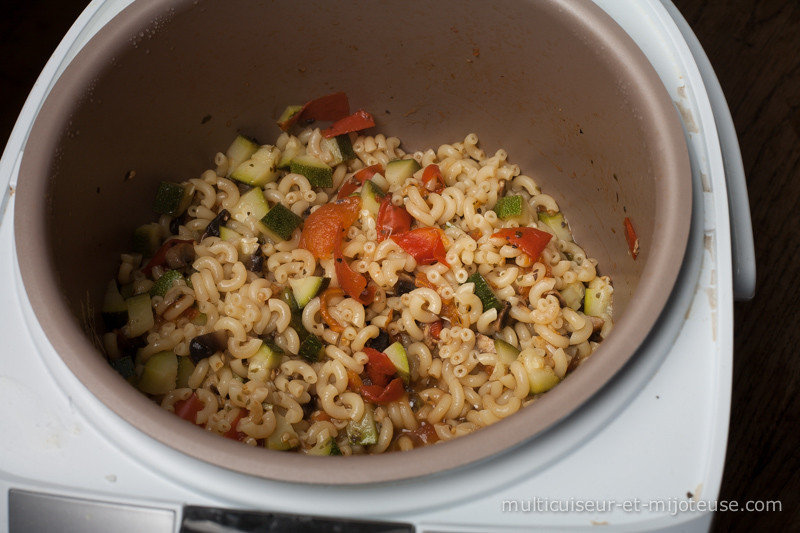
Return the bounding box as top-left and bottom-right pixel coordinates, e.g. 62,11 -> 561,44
276,105 -> 304,127
153,181 -> 193,217
125,293 -> 154,338
248,340 -> 284,382
560,281 -> 586,311
361,180 -> 385,217
584,284 -> 612,317
230,187 -> 270,222
298,335 -> 324,363
110,356 -> 136,380
290,276 -> 331,308
102,280 -> 128,330
290,154 -> 333,188
494,339 -> 520,365
494,195 -> 532,225
266,413 -> 299,450
324,134 -> 357,165
225,135 -> 259,178
149,270 -> 183,298
538,211 -> 573,243
465,272 -> 503,313
384,159 -> 421,188
176,356 -> 196,389
132,223 -> 161,258
259,203 -> 303,241
137,351 -> 178,395
277,136 -> 304,169
383,341 -> 410,385
307,436 -> 343,456
347,404 -> 378,446
231,145 -> 281,187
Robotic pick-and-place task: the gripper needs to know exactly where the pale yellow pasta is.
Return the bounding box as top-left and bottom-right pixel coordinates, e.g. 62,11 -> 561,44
105,123 -> 613,456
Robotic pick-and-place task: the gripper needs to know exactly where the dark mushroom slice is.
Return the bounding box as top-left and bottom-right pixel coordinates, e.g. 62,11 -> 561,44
164,242 -> 196,269
392,272 -> 417,296
169,212 -> 189,236
365,329 -> 392,353
588,316 -> 605,343
235,181 -> 255,195
189,330 -> 228,364
244,246 -> 264,273
200,209 -> 231,240
492,301 -> 512,334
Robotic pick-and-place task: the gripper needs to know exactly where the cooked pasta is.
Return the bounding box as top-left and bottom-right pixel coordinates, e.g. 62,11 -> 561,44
102,101 -> 613,456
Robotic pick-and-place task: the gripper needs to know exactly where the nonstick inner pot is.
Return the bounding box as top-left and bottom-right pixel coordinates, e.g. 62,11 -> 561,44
15,0 -> 690,484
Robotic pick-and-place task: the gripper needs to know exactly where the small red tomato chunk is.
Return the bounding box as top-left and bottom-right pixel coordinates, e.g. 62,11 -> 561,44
624,217 -> 639,260
491,227 -> 552,260
322,109 -> 375,138
376,195 -> 413,242
391,227 -> 449,267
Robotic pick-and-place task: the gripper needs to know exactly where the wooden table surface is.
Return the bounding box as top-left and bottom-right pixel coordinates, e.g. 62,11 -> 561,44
1,1 -> 797,531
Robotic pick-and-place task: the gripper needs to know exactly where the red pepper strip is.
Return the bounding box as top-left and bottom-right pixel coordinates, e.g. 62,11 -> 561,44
364,347 -> 397,387
322,109 -> 375,138
624,217 -> 639,260
421,164 -> 445,194
491,227 -> 552,261
391,227 -> 450,267
142,239 -> 194,276
334,231 -> 377,306
362,378 -> 404,404
347,369 -> 363,393
173,392 -> 205,426
319,287 -> 346,333
337,177 -> 362,199
376,195 -> 413,243
223,409 -> 248,441
354,163 -> 383,183
337,164 -> 384,199
278,92 -> 350,131
429,320 -> 443,340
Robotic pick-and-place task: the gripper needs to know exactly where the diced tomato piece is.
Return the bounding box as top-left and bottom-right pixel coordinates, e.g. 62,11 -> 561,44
173,392 -> 205,426
429,320 -> 443,340
362,378 -> 404,404
624,217 -> 639,260
354,164 -> 383,183
337,177 -> 362,199
299,197 -> 361,259
364,347 -> 397,387
421,164 -> 445,194
223,409 -> 248,441
278,92 -> 350,131
376,195 -> 413,242
322,109 -> 375,138
337,164 -> 384,200
334,231 -> 377,306
491,227 -> 552,261
391,227 -> 449,267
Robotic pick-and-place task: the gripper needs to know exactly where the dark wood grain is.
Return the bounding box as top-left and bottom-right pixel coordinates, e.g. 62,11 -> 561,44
672,0 -> 800,530
1,1 -> 797,531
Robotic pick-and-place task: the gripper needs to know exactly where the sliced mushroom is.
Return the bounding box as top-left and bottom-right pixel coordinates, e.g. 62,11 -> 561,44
365,329 -> 392,353
588,316 -> 605,342
393,272 -> 417,296
476,333 -> 497,354
200,209 -> 231,240
244,246 -> 264,273
492,301 -> 512,333
165,242 -> 196,269
542,289 -> 568,308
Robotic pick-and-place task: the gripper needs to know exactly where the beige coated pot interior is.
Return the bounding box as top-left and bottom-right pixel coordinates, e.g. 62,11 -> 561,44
15,0 -> 690,484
